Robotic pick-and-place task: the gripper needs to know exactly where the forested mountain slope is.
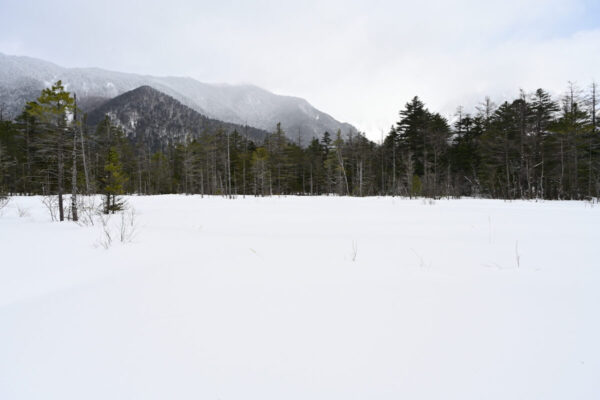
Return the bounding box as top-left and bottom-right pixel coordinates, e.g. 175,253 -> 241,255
87,86 -> 268,150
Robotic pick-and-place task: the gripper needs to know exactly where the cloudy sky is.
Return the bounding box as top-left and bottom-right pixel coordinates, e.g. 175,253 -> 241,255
1,0 -> 599,139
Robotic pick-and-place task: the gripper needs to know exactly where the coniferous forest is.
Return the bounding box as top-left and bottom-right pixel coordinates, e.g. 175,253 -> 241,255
1,81 -> 599,207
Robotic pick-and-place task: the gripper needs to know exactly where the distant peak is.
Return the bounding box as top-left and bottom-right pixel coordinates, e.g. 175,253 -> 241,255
131,85 -> 158,94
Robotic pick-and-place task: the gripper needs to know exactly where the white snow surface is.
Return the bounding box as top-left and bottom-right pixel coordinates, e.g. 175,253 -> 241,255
0,196 -> 598,399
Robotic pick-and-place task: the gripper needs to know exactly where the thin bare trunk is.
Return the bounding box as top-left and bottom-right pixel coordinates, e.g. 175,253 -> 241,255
71,127 -> 78,222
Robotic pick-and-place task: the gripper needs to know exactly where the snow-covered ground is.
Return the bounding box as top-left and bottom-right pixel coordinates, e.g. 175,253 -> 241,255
1,195 -> 598,399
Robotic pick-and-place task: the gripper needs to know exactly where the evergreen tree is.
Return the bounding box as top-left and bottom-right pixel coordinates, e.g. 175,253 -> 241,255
103,147 -> 127,213
24,81 -> 76,221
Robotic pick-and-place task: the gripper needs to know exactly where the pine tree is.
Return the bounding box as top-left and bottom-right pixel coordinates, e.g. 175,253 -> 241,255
25,81 -> 75,221
103,147 -> 127,214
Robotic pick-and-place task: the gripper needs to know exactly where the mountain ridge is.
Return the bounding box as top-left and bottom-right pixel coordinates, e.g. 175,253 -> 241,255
0,52 -> 357,142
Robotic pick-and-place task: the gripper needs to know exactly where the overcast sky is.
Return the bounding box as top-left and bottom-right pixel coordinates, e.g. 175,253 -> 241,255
1,0 -> 599,139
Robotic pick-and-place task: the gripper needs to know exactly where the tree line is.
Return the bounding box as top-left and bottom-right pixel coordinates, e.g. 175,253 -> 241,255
1,81 -> 599,219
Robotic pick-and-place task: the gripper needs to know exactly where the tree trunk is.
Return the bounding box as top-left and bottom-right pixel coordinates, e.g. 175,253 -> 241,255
80,120 -> 90,194
58,138 -> 64,221
71,127 -> 78,222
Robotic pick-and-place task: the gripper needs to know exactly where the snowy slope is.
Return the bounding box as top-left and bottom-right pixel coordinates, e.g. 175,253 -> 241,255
0,196 -> 598,399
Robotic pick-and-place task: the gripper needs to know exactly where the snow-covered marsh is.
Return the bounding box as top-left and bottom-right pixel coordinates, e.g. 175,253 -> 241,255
1,195 -> 598,399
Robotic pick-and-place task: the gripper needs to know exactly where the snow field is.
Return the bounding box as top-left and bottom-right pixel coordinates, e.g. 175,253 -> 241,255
0,196 -> 598,399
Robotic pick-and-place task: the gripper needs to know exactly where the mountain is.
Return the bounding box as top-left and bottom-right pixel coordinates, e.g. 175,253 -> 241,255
0,53 -> 201,118
87,86 -> 269,150
0,53 -> 357,142
150,77 -> 358,142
